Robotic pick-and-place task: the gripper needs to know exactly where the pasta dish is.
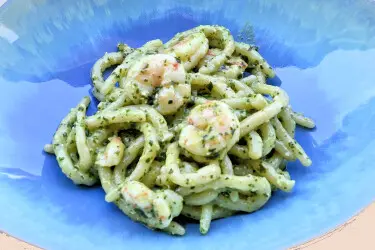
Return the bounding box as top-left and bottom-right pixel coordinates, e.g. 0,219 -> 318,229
44,25 -> 315,235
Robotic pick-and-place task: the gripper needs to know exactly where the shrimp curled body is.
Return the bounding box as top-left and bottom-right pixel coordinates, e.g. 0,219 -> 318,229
165,31 -> 209,71
179,101 -> 240,160
123,54 -> 191,115
121,180 -> 183,229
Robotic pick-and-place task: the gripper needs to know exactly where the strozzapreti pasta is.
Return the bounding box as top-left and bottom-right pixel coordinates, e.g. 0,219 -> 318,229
45,25 -> 315,235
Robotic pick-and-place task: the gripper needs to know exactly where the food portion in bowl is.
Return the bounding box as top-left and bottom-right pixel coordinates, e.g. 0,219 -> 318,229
44,25 -> 315,235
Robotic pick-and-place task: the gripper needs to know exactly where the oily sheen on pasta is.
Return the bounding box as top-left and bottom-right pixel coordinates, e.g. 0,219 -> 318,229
45,25 -> 315,235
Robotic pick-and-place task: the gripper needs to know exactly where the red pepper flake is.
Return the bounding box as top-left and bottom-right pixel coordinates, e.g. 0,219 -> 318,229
187,117 -> 193,125
113,137 -> 121,142
173,62 -> 179,70
207,50 -> 214,56
135,191 -> 148,198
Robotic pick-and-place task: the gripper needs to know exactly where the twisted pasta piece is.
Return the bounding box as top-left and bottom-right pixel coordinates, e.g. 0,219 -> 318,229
272,117 -> 311,166
181,205 -> 235,221
113,135 -> 144,185
240,75 -> 289,137
52,97 -> 97,185
165,142 -> 221,187
274,139 -> 295,161
177,174 -> 271,197
214,191 -> 270,213
235,42 -> 275,78
245,130 -> 263,160
91,52 -> 126,101
258,122 -> 276,156
184,190 -> 219,206
85,106 -> 147,129
135,105 -> 173,142
127,123 -> 160,181
291,111 -> 316,129
246,158 -> 295,192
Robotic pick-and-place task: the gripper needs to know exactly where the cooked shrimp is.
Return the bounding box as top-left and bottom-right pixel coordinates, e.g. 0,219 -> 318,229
216,56 -> 248,79
95,136 -> 125,167
121,180 -> 183,229
122,54 -> 190,115
179,101 -> 240,160
165,31 -> 209,71
198,49 -> 248,79
166,25 -> 235,74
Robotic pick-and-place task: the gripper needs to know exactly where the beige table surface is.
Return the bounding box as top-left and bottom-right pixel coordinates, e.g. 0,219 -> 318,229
1,202 -> 374,249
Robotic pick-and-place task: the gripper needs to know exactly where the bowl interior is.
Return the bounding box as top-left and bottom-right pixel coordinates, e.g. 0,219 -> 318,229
1,0 -> 375,249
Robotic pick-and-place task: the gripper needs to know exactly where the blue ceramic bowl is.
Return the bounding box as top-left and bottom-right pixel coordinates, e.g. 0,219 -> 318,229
1,1 -> 375,249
